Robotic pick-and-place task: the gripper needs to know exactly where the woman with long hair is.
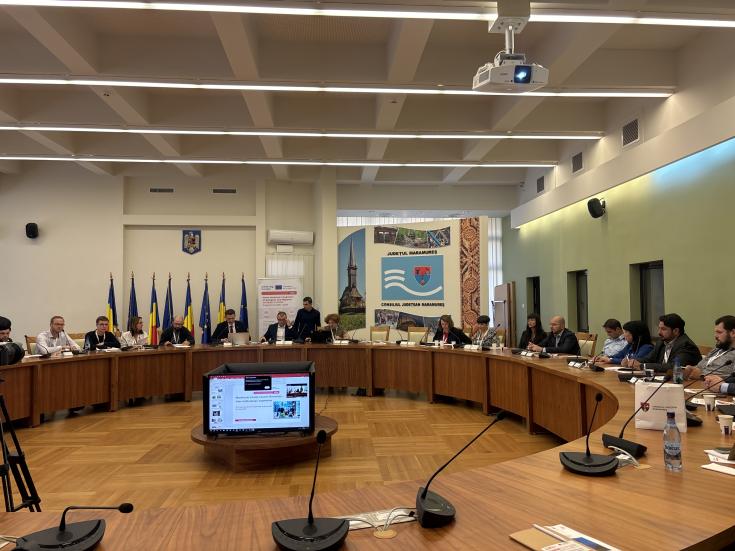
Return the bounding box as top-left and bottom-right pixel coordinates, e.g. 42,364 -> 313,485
518,313 -> 547,348
597,320 -> 653,365
120,316 -> 148,347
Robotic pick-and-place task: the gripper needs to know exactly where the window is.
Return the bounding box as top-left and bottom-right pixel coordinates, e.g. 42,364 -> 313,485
266,254 -> 314,298
337,216 -> 443,227
488,218 -> 503,322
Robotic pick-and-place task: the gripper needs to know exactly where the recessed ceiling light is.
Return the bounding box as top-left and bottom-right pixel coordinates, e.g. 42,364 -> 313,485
0,124 -> 604,141
0,76 -> 674,98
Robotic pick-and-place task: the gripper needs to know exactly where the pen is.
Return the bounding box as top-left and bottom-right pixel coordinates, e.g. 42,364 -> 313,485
532,524 -> 566,542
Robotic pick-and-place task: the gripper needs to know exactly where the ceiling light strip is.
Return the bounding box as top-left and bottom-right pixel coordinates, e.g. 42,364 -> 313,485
0,155 -> 556,168
0,77 -> 674,98
0,1 -> 733,27
0,124 -> 603,140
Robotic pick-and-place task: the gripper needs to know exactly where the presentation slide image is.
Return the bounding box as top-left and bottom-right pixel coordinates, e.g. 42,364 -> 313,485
286,384 -> 308,397
273,401 -> 300,419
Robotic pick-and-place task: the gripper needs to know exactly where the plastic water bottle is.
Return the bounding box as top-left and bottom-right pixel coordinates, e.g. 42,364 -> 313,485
663,410 -> 682,472
673,357 -> 683,384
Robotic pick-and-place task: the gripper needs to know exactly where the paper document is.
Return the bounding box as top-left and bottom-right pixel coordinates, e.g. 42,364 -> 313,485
702,463 -> 735,476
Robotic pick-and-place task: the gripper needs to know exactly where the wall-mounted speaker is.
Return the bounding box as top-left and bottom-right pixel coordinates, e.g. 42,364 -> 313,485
587,198 -> 606,219
25,222 -> 39,239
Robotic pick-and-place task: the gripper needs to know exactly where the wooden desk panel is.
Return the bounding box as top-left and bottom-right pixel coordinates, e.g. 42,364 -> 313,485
433,352 -> 488,412
0,363 -> 33,421
372,347 -> 432,394
488,358 -> 529,419
191,348 -> 259,391
584,385 -> 618,432
530,369 -> 583,441
306,347 -> 369,387
36,355 -> 111,412
118,351 -> 186,399
261,347 -> 306,363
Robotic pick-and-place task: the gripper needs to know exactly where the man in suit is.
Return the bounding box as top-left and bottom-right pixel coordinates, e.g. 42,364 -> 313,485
528,316 -> 580,355
160,316 -> 195,346
261,311 -> 296,343
211,308 -> 247,342
631,313 -> 701,373
83,316 -> 121,350
684,315 -> 735,383
0,316 -> 11,342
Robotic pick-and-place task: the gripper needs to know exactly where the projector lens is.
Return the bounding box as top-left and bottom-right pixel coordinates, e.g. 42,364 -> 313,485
513,65 -> 532,84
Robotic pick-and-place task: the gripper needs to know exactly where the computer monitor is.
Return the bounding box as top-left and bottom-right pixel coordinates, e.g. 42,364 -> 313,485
203,362 -> 315,436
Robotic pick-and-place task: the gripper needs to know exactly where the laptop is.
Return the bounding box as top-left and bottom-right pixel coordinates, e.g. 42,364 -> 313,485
229,332 -> 250,345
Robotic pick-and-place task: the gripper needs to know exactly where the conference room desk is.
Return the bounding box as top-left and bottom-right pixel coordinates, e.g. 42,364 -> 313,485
1,345 -> 734,549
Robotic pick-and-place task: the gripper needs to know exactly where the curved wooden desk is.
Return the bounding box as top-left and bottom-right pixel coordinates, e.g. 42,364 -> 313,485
1,344 -> 734,549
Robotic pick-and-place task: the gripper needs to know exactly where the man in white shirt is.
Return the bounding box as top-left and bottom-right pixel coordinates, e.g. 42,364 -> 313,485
262,312 -> 296,342
601,319 -> 627,358
36,315 -> 80,355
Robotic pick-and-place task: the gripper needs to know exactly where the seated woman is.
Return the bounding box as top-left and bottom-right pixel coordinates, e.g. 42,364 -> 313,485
323,313 -> 346,341
517,313 -> 547,349
432,315 -> 472,345
596,320 -> 653,365
120,316 -> 148,347
472,315 -> 496,347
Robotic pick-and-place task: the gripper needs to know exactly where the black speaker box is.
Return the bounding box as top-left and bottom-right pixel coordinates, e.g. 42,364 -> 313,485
587,198 -> 605,218
25,223 -> 39,239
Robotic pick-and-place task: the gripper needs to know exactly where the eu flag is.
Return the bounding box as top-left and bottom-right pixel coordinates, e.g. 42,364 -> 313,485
128,273 -> 139,324
239,274 -> 249,331
199,277 -> 212,345
163,273 -> 174,330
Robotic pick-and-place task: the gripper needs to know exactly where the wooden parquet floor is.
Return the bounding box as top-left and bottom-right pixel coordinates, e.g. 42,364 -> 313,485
12,391 -> 561,512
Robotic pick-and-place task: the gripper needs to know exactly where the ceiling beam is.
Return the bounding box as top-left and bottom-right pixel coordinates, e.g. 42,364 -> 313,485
362,19 -> 434,182
443,23 -> 622,184
6,6 -> 199,177
212,13 -> 288,180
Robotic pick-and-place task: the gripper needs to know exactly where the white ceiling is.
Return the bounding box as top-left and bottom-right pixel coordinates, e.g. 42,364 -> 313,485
0,0 -> 733,184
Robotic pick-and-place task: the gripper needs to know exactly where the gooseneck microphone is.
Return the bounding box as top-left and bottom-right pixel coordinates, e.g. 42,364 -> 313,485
684,360 -> 733,411
601,375 -> 672,459
272,430 -> 349,550
394,327 -> 407,344
416,411 -> 506,528
15,503 -> 134,551
560,393 -> 618,476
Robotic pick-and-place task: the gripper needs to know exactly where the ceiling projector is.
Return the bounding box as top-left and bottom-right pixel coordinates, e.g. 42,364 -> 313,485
473,53 -> 548,93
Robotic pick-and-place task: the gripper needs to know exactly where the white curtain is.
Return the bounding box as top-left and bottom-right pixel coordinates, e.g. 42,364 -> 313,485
265,254 -> 314,298
488,218 -> 503,324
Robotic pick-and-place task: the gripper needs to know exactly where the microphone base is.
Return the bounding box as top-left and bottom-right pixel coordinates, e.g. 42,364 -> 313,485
559,451 -> 618,477
601,434 -> 647,459
15,520 -> 105,551
416,487 -> 456,528
271,517 -> 349,551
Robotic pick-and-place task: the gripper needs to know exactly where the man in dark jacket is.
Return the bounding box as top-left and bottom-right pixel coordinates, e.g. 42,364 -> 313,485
632,313 -> 701,373
528,316 -> 580,355
84,316 -> 121,350
211,309 -> 248,341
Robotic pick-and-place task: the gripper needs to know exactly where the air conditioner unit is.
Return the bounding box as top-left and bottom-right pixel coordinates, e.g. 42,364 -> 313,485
267,229 -> 314,245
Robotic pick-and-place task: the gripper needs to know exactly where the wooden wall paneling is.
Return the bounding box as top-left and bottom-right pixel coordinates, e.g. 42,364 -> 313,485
262,347 -> 306,363
109,355 -> 119,411
190,348 -> 259,391
371,347 -> 432,396
488,358 -> 529,420
37,356 -> 112,412
306,347 -> 369,388
0,363 -> 33,423
433,352 -> 489,412
530,369 -> 583,441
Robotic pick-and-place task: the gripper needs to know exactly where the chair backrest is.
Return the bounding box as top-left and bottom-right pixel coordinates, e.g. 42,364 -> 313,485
407,326 -> 430,343
495,327 -> 506,345
698,344 -> 713,357
68,332 -> 86,349
463,325 -> 473,337
370,326 -> 390,342
25,335 -> 37,354
575,332 -> 597,356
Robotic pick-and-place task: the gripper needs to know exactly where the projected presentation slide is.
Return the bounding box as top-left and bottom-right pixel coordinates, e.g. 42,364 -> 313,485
208,373 -> 310,432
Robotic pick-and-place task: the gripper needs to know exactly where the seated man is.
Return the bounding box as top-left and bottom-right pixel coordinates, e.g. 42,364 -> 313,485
0,316 -> 11,342
527,316 -> 580,355
160,316 -> 195,346
211,308 -> 247,342
631,313 -> 701,373
36,315 -> 81,355
472,315 -> 496,348
293,297 -> 321,340
261,311 -> 296,342
84,316 -> 121,350
601,318 -> 627,358
684,315 -> 735,382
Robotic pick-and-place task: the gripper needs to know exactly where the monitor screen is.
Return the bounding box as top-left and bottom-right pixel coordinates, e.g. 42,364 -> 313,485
203,362 -> 315,435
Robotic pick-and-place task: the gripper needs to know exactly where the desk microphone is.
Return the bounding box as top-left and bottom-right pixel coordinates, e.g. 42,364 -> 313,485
294,324 -> 308,344
272,430 -> 349,550
394,327 -> 407,344
416,411 -> 506,528
601,375 -> 672,459
15,503 -> 134,551
560,393 -> 618,476
419,327 -> 431,346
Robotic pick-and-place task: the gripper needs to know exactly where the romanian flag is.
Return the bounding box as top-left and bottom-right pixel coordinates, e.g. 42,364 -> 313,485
199,276 -> 212,345
148,276 -> 159,345
217,273 -> 226,324
162,273 -> 174,330
106,274 -> 118,333
128,273 -> 138,323
239,274 -> 249,331
183,275 -> 194,337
